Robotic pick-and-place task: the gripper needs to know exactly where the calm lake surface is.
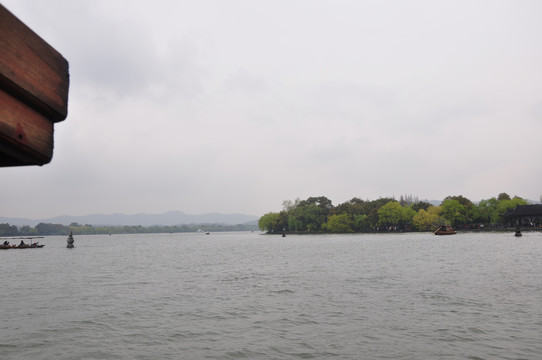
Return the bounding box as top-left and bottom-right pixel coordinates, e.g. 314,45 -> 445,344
1,231 -> 541,359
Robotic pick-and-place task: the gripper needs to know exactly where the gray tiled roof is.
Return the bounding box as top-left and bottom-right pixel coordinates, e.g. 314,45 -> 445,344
503,205 -> 542,217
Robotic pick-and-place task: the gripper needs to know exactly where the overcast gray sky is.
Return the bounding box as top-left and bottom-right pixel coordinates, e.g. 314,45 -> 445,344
2,0 -> 541,219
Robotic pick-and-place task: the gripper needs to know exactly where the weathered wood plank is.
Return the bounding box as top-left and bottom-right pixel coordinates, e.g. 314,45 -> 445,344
0,4 -> 69,122
0,88 -> 53,165
0,4 -> 69,166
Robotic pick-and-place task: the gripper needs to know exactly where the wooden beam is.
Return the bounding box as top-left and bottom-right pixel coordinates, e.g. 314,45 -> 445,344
0,4 -> 69,166
0,88 -> 53,165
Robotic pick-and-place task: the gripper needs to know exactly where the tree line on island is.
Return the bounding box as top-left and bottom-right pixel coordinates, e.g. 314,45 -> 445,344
258,193 -> 531,234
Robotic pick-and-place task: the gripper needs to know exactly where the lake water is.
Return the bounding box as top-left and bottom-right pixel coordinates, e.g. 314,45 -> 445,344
1,231 -> 541,359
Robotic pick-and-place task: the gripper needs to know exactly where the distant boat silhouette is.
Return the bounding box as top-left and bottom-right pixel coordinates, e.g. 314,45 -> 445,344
433,225 -> 456,235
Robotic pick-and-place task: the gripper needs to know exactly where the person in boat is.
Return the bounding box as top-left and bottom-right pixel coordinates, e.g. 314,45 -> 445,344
20,240 -> 25,246
3,240 -> 9,246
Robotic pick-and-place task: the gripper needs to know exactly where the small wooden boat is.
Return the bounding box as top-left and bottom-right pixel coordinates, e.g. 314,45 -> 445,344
433,225 -> 456,235
18,243 -> 45,248
0,243 -> 44,249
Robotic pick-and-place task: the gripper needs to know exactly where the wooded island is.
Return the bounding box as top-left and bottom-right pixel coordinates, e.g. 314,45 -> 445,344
258,193 -> 538,234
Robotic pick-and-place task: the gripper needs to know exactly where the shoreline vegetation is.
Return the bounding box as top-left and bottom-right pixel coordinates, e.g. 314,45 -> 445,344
258,193 -> 541,234
1,193 -> 540,237
0,223 -> 259,237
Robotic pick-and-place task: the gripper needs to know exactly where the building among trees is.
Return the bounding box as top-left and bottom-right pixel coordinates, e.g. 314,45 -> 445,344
503,205 -> 542,227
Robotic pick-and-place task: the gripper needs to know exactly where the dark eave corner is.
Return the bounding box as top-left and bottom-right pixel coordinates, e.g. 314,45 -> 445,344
0,4 -> 69,167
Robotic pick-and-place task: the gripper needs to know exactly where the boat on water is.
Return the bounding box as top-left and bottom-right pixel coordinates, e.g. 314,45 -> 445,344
0,242 -> 45,249
433,225 -> 456,235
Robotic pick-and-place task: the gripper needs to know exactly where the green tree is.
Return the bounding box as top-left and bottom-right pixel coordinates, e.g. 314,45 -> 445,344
474,198 -> 499,225
19,225 -> 34,236
411,201 -> 432,212
378,201 -> 403,228
289,196 -> 333,232
332,197 -> 366,216
401,206 -> 417,228
332,197 -> 370,231
365,197 -> 396,229
440,199 -> 467,227
258,212 -> 288,233
353,214 -> 369,231
412,206 -> 442,231
0,223 -> 18,236
324,214 -> 354,233
443,195 -> 474,209
35,223 -> 69,235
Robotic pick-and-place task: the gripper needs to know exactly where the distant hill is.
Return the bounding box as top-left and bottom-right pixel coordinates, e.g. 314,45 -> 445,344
0,211 -> 259,227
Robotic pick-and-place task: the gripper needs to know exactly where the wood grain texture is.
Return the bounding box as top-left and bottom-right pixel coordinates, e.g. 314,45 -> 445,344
0,4 -> 69,122
0,4 -> 69,166
0,88 -> 53,165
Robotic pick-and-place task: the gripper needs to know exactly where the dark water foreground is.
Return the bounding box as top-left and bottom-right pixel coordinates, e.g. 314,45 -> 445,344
1,232 -> 541,359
